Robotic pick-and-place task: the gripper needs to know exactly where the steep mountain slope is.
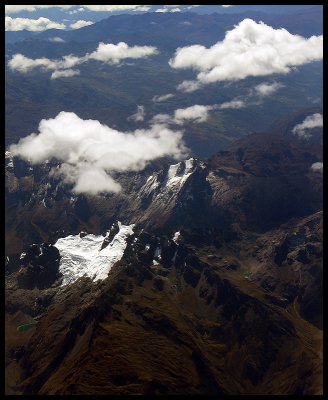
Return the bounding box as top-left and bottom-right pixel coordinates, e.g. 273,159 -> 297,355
5,132 -> 322,255
5,130 -> 323,395
5,213 -> 322,395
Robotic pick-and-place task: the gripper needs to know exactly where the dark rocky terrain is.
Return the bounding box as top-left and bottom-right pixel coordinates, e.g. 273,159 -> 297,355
5,131 -> 323,395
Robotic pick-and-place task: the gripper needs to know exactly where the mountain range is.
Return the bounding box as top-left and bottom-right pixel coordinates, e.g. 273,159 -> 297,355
5,6 -> 323,395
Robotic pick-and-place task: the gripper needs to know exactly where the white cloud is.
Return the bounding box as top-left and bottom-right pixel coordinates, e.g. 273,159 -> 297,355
310,162 -> 323,173
70,20 -> 94,29
48,37 -> 65,43
88,42 -> 159,64
5,5 -> 74,13
80,5 -> 151,12
9,112 -> 187,195
292,113 -> 323,139
51,69 -> 80,79
218,100 -> 245,109
170,18 -> 323,86
152,93 -> 175,102
177,80 -> 202,93
180,21 -> 192,26
253,82 -> 283,96
151,98 -> 247,126
174,105 -> 214,124
8,53 -> 85,73
156,7 -> 181,12
53,163 -> 122,195
5,16 -> 66,31
128,105 -> 146,122
4,5 -> 153,14
8,42 -> 158,77
222,5 -> 234,7
152,105 -> 215,125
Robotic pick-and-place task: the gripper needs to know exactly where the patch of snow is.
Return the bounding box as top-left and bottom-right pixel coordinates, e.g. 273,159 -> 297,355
172,231 -> 180,244
19,252 -> 26,260
153,259 -> 159,265
142,174 -> 160,195
145,244 -> 150,251
41,199 -> 47,208
5,151 -> 14,168
54,222 -> 134,286
166,158 -> 195,189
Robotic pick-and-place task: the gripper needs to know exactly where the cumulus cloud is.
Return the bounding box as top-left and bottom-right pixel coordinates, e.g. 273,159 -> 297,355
128,105 -> 146,122
218,100 -> 245,109
292,113 -> 323,139
70,20 -> 94,29
252,82 -> 283,96
310,162 -> 323,173
8,53 -> 85,73
48,37 -> 65,43
51,69 -> 80,79
152,93 -> 175,102
8,42 -> 159,78
5,16 -> 66,31
88,42 -> 159,64
170,18 -> 323,86
9,112 -> 187,195
151,98 -> 246,126
152,105 -> 215,125
174,105 -> 214,124
177,80 -> 202,93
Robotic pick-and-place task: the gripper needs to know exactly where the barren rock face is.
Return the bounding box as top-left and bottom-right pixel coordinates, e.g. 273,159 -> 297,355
5,132 -> 322,395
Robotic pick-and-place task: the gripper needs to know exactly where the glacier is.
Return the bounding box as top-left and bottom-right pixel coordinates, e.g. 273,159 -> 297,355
54,222 -> 134,286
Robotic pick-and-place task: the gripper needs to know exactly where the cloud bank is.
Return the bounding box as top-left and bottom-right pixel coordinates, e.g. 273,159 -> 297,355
4,5 -> 151,14
8,53 -> 85,73
8,42 -> 159,78
5,16 -> 66,31
292,113 -> 323,138
9,112 -> 187,195
170,18 -> 323,88
5,5 -> 73,13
